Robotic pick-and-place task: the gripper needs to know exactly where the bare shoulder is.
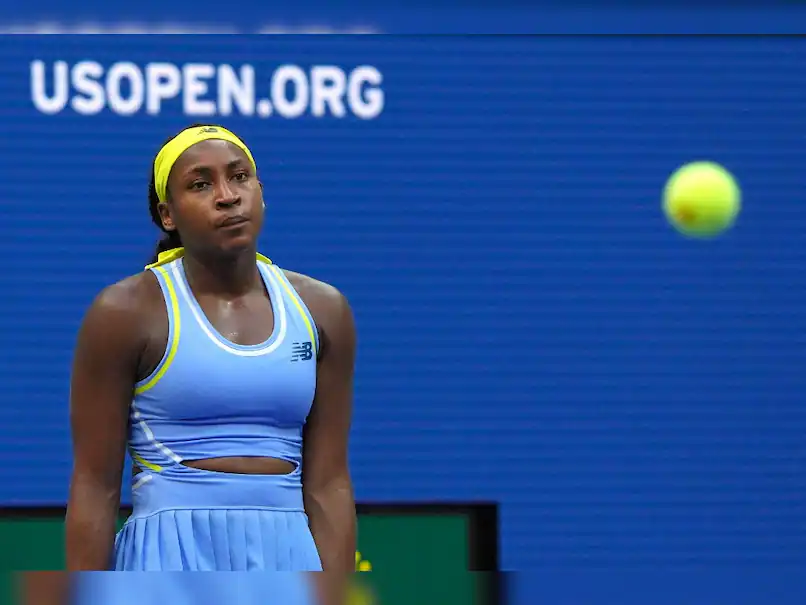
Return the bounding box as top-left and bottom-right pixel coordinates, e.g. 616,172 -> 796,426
282,269 -> 351,319
88,271 -> 159,320
282,270 -> 355,355
79,271 -> 162,346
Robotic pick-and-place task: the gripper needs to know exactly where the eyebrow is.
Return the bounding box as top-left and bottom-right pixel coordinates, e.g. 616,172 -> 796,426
184,159 -> 250,177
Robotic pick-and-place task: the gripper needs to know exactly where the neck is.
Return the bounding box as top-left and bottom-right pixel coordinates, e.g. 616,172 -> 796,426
182,247 -> 260,298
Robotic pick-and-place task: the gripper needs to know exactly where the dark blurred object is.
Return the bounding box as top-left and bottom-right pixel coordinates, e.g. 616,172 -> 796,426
3,2 -> 806,33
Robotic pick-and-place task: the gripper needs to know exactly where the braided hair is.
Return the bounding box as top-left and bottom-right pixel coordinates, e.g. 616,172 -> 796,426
146,123 -> 211,264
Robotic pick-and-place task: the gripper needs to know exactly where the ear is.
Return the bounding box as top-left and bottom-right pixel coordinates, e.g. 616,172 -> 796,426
259,181 -> 266,209
157,201 -> 176,232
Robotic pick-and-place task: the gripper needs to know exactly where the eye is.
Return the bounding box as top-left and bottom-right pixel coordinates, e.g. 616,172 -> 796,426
189,180 -> 209,191
233,172 -> 249,182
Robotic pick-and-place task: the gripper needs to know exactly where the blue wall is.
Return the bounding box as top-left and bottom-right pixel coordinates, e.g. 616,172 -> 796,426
1,34 -> 805,589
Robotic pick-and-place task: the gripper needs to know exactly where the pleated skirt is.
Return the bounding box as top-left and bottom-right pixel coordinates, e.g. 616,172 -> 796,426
70,464 -> 323,604
113,464 -> 322,572
113,507 -> 323,571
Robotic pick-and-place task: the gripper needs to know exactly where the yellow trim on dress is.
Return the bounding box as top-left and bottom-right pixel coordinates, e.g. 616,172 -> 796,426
134,265 -> 181,395
130,449 -> 163,473
145,247 -> 272,270
269,265 -> 318,357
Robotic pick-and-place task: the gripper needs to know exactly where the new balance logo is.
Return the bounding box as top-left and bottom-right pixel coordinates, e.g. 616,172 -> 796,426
291,341 -> 313,362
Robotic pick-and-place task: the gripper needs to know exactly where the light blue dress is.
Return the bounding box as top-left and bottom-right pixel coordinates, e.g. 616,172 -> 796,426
76,253 -> 323,604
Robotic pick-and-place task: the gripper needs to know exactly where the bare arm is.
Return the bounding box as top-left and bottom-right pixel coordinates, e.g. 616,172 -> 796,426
65,278 -> 146,571
291,273 -> 357,602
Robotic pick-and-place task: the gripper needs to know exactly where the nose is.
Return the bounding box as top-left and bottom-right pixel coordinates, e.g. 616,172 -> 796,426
214,181 -> 240,208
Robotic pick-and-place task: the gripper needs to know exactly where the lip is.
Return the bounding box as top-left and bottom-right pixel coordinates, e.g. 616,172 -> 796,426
218,215 -> 249,228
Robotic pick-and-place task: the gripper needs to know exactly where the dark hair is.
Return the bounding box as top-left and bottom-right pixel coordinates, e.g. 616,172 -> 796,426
147,123 -> 211,264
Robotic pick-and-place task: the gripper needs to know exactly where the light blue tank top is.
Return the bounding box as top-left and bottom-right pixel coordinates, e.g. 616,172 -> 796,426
128,254 -> 319,479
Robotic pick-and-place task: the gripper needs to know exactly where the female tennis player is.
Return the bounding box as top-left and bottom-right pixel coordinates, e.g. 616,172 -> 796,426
64,124 -> 356,596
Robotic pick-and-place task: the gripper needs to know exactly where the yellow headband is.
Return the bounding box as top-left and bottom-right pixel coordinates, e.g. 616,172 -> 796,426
153,125 -> 257,203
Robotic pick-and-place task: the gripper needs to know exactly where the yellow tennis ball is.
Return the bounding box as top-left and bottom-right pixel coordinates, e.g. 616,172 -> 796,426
662,161 -> 741,238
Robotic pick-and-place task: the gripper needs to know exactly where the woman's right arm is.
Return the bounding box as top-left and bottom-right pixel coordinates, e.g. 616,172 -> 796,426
65,279 -> 145,571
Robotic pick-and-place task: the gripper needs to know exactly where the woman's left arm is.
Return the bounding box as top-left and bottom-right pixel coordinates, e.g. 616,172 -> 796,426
299,277 -> 357,573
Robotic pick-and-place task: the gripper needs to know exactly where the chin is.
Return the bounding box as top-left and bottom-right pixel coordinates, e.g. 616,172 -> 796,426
217,234 -> 256,257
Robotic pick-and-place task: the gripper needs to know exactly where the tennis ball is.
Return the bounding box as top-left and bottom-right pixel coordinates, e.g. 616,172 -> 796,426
662,161 -> 741,238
